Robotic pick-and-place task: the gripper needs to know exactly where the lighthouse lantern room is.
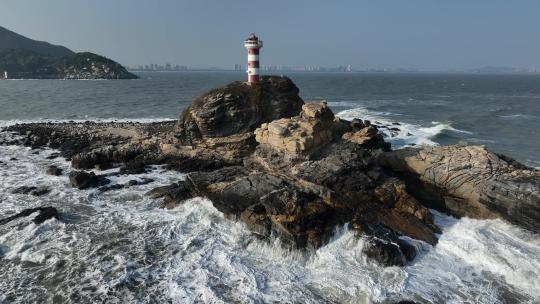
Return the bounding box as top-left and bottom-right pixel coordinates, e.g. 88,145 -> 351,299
244,33 -> 263,84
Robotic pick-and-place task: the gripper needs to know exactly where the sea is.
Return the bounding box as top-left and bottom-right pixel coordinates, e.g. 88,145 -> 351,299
0,72 -> 539,303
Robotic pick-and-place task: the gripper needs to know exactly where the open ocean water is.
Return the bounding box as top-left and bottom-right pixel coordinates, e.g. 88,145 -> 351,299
0,72 -> 539,303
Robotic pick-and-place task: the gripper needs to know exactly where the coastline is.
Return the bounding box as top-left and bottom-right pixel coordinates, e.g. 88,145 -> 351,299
1,76 -> 539,303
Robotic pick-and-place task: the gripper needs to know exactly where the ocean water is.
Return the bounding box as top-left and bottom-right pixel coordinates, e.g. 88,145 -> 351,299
0,72 -> 539,303
1,72 -> 539,167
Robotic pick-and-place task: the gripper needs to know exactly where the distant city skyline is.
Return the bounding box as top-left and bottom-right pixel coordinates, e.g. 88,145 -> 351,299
126,62 -> 540,74
2,0 -> 539,71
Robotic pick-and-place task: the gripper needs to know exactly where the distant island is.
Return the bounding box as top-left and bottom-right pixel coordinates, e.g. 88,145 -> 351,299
0,26 -> 137,79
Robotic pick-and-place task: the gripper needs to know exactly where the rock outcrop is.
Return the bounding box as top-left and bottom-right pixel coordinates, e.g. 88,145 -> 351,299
155,101 -> 438,265
254,102 -> 388,155
11,186 -> 50,196
379,145 -> 540,233
2,77 -> 538,267
46,165 -> 62,176
254,102 -> 342,155
0,207 -> 59,225
175,76 -> 303,145
69,170 -> 110,189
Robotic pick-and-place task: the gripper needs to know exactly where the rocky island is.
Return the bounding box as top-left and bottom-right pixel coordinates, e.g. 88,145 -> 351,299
1,76 -> 538,267
0,26 -> 137,79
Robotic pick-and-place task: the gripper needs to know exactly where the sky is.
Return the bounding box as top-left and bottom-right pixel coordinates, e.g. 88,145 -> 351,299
1,0 -> 539,70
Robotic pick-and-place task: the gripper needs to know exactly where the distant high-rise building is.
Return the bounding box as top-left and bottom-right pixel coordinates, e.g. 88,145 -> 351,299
234,64 -> 243,71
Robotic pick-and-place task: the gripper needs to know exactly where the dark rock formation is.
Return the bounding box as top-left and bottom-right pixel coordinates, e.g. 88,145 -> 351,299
69,171 -> 110,189
379,145 -> 540,233
11,186 -> 50,196
150,102 -> 437,265
98,177 -> 154,192
46,165 -> 63,176
0,207 -> 59,225
2,77 -> 538,268
2,121 -> 175,172
175,76 -> 304,145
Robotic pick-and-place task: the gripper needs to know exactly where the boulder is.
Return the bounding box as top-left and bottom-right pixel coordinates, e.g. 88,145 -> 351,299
379,145 -> 540,233
254,101 -> 346,155
71,145 -> 142,170
342,126 -> 384,146
11,186 -> 50,196
119,161 -> 147,174
175,76 -> 304,145
146,183 -> 183,199
46,165 -> 63,176
69,170 -> 110,189
146,182 -> 195,209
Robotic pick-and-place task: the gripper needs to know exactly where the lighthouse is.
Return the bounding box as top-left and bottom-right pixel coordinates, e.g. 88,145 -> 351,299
244,33 -> 263,84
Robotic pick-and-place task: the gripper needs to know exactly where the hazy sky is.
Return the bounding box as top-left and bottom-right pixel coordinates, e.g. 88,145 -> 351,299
1,0 -> 539,70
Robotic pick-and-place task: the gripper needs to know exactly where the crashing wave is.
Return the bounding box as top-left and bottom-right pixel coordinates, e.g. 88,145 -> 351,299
337,107 -> 472,149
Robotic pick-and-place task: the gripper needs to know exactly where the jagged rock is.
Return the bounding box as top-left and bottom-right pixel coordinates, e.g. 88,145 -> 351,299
254,102 -> 342,155
254,101 -> 388,156
342,126 -> 382,145
4,77 -> 538,269
46,152 -> 60,159
145,182 -> 193,209
175,76 -> 304,145
211,173 -> 288,214
99,178 -> 155,192
98,184 -> 125,192
146,183 -> 182,199
163,182 -> 192,209
71,145 -> 139,170
46,165 -> 62,176
0,206 -> 59,225
379,145 -> 540,233
119,161 -> 147,174
69,170 -> 110,189
11,186 -> 50,196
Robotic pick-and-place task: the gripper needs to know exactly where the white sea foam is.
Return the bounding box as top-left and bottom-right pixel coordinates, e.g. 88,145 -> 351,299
337,107 -> 472,149
499,114 -> 535,120
1,134 -> 538,303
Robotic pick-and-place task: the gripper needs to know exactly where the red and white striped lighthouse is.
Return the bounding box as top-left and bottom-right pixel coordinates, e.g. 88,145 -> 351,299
244,33 -> 263,84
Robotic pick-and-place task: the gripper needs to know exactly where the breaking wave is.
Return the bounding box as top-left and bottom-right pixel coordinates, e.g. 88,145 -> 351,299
499,114 -> 536,120
0,127 -> 538,303
337,107 -> 472,149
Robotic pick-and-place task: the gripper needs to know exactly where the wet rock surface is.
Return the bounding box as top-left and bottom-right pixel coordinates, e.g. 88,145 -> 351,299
0,206 -> 59,225
379,145 -> 540,233
11,186 -> 50,196
145,101 -> 438,265
69,170 -> 110,189
46,165 -> 62,176
2,77 -> 538,267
